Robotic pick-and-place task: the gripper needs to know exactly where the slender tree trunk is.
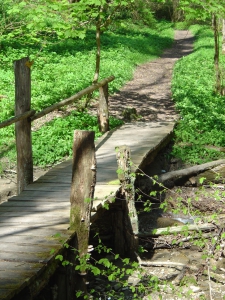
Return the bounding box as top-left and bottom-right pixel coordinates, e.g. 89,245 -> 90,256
222,19 -> 225,54
93,24 -> 101,84
213,14 -> 221,94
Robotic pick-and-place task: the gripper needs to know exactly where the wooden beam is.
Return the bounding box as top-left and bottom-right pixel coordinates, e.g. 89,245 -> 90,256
0,110 -> 35,129
70,130 -> 96,294
115,145 -> 139,259
14,57 -> 33,194
31,76 -> 115,121
98,82 -> 109,133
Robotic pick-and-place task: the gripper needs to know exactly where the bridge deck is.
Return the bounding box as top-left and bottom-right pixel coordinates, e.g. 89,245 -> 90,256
0,121 -> 175,299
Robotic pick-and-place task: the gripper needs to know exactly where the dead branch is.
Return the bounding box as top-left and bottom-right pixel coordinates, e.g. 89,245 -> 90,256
158,159 -> 225,184
137,223 -> 216,237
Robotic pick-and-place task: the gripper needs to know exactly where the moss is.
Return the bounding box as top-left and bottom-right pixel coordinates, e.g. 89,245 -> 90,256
107,179 -> 120,185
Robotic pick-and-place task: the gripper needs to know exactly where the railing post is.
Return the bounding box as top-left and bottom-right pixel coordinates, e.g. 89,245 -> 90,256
115,145 -> 139,259
70,130 -> 96,294
98,82 -> 109,133
14,57 -> 33,194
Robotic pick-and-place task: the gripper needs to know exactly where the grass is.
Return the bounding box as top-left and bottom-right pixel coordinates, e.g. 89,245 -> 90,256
171,24 -> 225,164
0,20 -> 174,169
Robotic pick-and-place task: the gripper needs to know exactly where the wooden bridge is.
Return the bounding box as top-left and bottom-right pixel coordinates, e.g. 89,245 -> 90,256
0,120 -> 175,299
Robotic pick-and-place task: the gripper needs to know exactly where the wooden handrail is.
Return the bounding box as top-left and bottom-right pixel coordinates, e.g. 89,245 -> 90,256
31,75 -> 115,121
0,110 -> 36,129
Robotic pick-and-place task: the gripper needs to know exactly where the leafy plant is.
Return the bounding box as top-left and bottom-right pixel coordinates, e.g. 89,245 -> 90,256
172,25 -> 225,164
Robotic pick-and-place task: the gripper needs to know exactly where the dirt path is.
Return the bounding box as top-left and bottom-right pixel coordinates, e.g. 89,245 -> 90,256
109,30 -> 194,122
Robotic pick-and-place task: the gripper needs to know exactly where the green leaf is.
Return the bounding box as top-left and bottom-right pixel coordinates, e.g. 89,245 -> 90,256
91,266 -> 101,276
55,254 -> 63,262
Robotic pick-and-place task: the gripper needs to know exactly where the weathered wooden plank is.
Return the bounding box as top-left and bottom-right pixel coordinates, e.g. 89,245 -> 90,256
0,224 -> 71,237
0,209 -> 69,217
24,183 -> 71,191
0,243 -> 60,254
0,204 -> 69,211
9,190 -> 70,200
0,216 -> 69,224
0,290 -> 14,299
0,251 -> 51,263
0,261 -> 43,271
36,176 -> 72,183
0,202 -> 68,211
0,223 -> 70,238
0,235 -> 64,245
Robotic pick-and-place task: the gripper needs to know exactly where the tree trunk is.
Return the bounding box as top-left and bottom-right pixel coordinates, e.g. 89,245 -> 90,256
14,57 -> 33,194
213,14 -> 221,94
222,19 -> 225,54
93,24 -> 101,84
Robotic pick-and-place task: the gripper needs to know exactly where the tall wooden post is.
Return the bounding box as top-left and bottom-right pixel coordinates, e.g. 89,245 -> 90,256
14,57 -> 33,194
115,145 -> 139,259
70,130 -> 96,295
98,83 -> 109,133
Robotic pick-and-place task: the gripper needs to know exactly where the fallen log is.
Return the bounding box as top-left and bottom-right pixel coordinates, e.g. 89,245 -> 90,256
138,159 -> 225,192
137,222 -> 217,237
158,159 -> 225,184
138,213 -> 225,237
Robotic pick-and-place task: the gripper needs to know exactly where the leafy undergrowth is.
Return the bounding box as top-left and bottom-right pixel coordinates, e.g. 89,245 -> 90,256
0,20 -> 174,169
172,25 -> 225,164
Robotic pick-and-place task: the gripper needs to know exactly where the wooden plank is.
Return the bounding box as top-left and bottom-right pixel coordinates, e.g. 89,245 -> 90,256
0,261 -> 43,271
0,290 -> 14,299
0,235 -> 64,245
0,204 -> 69,212
0,251 -> 52,263
36,176 -> 72,183
0,225 -> 71,237
0,243 -> 60,254
2,201 -> 69,207
24,183 -> 71,191
0,209 -> 69,217
0,216 -> 69,224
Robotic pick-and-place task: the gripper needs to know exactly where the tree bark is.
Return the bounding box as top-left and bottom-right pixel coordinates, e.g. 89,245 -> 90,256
98,83 -> 109,133
115,145 -> 139,259
138,159 -> 225,194
158,159 -> 225,184
14,57 -> 33,194
93,23 -> 101,84
213,14 -> 221,94
70,130 -> 96,295
222,19 -> 225,54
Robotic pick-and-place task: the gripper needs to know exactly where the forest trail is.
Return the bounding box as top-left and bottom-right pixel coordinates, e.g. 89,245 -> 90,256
109,30 -> 194,122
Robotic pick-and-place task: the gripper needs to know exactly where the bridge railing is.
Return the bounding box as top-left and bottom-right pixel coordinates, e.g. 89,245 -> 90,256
0,57 -> 115,194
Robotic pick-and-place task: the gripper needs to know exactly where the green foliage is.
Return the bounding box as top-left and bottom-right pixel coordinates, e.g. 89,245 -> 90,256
172,25 -> 225,164
33,112 -> 123,166
178,0 -> 225,23
57,236 -> 160,299
0,20 -> 173,168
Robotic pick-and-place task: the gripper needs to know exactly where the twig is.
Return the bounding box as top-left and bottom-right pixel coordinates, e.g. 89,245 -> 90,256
135,252 -> 185,270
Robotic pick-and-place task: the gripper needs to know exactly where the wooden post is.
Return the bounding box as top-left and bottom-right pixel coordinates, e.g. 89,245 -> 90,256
98,83 -> 109,133
14,57 -> 33,194
70,130 -> 96,294
115,145 -> 139,259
